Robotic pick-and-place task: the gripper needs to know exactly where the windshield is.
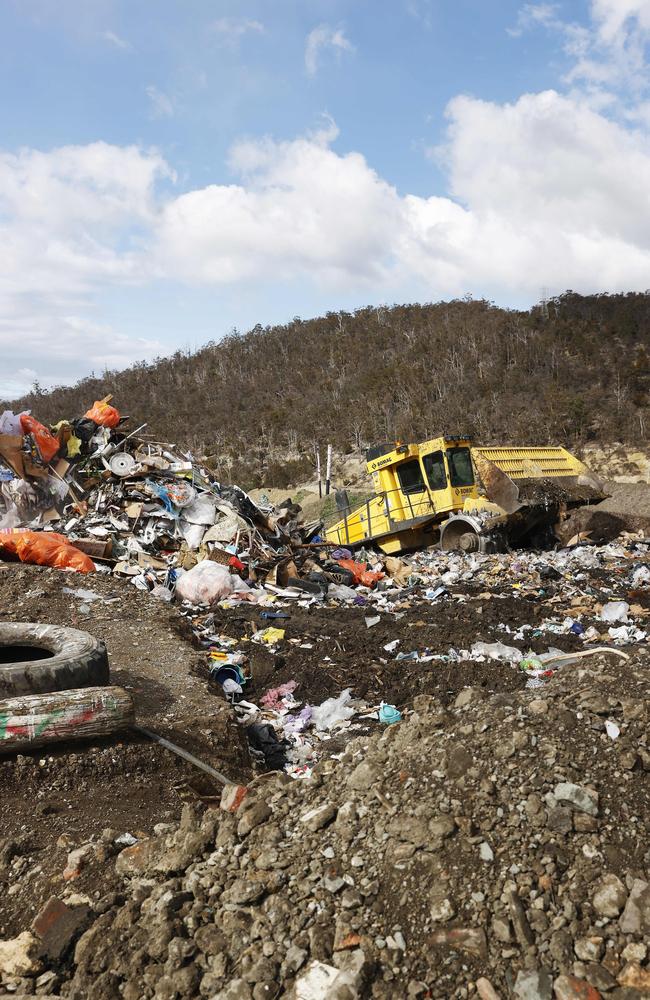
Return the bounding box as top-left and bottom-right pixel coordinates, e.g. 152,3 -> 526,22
447,447 -> 474,487
423,451 -> 447,491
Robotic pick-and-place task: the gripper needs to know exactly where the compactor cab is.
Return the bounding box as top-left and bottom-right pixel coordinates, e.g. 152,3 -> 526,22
325,437 -> 606,555
326,437 -> 479,554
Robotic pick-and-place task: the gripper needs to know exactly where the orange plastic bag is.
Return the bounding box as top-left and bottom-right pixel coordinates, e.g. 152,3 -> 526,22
84,400 -> 120,428
19,414 -> 60,463
337,558 -> 384,588
0,531 -> 95,573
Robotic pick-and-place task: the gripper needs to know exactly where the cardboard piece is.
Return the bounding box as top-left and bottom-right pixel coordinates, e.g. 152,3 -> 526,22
0,434 -> 25,478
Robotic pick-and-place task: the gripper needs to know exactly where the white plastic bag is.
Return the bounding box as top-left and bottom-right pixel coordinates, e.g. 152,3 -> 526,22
311,689 -> 355,731
175,560 -> 237,605
471,640 -> 522,662
601,601 -> 629,624
181,496 -> 216,526
0,410 -> 28,435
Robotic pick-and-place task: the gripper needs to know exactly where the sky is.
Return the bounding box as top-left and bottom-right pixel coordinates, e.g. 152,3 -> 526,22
2,0 -> 650,398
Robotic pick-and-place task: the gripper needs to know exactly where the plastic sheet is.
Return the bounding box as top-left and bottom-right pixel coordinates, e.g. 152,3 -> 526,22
601,601 -> 630,623
471,640 -> 522,661
311,688 -> 355,731
0,530 -> 95,573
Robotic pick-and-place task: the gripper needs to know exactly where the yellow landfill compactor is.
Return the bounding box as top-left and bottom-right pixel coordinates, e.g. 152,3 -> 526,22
324,438 -> 606,555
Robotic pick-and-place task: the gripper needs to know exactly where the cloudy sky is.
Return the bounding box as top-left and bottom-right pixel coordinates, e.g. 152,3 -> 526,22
2,0 -> 650,398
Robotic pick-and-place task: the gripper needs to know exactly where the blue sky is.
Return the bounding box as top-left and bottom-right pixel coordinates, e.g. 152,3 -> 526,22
1,0 -> 649,397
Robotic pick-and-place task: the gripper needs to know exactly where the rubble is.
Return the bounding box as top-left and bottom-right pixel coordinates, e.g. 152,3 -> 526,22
0,646 -> 645,998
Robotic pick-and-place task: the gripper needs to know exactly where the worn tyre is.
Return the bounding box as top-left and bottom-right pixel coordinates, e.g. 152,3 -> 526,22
0,623 -> 109,696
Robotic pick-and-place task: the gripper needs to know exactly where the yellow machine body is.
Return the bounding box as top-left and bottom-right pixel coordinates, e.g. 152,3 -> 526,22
324,438 -> 597,554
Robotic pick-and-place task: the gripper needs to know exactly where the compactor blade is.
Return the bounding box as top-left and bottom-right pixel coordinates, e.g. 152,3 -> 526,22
472,452 -> 522,515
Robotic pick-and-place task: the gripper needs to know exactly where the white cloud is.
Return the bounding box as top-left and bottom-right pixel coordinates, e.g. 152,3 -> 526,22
507,4 -> 561,37
304,24 -> 354,77
510,0 -> 650,97
145,85 -> 175,119
0,142 -> 170,398
101,29 -> 131,51
210,17 -> 264,46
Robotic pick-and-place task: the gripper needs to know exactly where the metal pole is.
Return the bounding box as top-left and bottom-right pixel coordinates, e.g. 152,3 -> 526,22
325,444 -> 332,496
316,447 -> 322,498
133,725 -> 232,785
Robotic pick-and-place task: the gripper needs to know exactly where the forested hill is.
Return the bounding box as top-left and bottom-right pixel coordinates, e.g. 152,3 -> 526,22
5,292 -> 650,488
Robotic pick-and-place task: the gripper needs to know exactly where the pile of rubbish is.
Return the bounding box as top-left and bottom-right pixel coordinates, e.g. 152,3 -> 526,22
0,396 -> 327,589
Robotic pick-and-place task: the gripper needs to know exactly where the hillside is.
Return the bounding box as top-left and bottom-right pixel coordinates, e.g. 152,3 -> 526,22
4,292 -> 650,488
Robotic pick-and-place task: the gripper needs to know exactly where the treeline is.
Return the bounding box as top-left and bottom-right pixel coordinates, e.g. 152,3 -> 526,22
4,292 -> 650,488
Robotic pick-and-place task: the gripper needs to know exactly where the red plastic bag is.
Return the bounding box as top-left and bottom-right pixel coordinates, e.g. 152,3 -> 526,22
0,531 -> 95,573
19,414 -> 60,463
337,558 -> 384,588
84,400 -> 120,428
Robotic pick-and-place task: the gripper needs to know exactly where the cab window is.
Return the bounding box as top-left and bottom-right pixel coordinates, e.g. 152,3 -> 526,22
447,447 -> 474,487
396,459 -> 426,494
423,451 -> 447,491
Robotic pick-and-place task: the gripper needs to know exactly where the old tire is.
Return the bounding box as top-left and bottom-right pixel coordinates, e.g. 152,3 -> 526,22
0,623 -> 109,696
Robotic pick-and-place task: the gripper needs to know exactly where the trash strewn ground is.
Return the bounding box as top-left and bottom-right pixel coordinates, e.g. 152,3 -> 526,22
1,398 -> 650,998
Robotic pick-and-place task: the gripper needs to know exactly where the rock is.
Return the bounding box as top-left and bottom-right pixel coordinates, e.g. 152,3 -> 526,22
592,874 -> 628,918
476,979 -> 501,1000
513,968 -> 553,999
492,916 -> 512,943
31,896 -> 91,962
429,927 -> 487,958
428,816 -> 457,845
63,843 -> 95,880
479,841 -> 494,862
237,801 -> 272,837
553,782 -> 599,816
115,839 -> 157,876
619,878 -> 650,934
300,802 -> 337,832
617,963 -> 650,991
528,699 -> 549,715
547,807 -> 573,834
0,932 -> 40,977
347,761 -> 378,791
549,930 -> 574,968
454,687 -> 481,708
223,879 -> 266,905
284,944 -> 308,972
573,814 -> 599,833
582,964 -> 616,992
429,898 -> 455,923
621,942 -> 647,963
509,889 -> 535,948
574,937 -> 604,963
553,974 -> 602,999
445,745 -> 473,779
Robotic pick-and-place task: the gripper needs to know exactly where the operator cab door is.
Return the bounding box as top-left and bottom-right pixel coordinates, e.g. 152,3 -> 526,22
394,458 -> 434,520
422,450 -> 453,512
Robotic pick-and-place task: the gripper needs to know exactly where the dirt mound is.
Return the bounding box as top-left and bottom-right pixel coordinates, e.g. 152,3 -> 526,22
6,652 -> 647,999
